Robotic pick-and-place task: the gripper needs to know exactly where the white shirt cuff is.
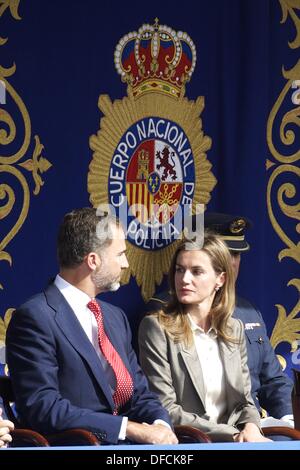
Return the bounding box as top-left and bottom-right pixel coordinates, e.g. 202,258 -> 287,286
280,414 -> 294,424
118,417 -> 171,441
153,419 -> 171,429
118,417 -> 128,440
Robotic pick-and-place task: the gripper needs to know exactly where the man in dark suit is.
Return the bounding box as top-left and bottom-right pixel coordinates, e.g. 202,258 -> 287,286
147,212 -> 294,428
6,208 -> 177,445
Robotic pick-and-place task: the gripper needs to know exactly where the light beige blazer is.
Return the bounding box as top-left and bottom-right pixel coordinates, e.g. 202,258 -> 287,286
138,315 -> 261,442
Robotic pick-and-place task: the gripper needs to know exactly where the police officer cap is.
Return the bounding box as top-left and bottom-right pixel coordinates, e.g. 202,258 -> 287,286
204,212 -> 252,252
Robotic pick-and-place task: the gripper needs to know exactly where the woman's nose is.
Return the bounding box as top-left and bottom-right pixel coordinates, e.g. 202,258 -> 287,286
182,271 -> 191,283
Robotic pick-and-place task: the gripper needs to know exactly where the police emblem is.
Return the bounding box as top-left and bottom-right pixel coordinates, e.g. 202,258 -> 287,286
88,19 -> 216,300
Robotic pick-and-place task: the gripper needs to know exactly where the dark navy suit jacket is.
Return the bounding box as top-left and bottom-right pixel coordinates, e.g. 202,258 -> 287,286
146,292 -> 293,419
6,284 -> 171,444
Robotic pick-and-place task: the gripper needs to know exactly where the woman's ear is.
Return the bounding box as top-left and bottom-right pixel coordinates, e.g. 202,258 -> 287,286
216,271 -> 226,289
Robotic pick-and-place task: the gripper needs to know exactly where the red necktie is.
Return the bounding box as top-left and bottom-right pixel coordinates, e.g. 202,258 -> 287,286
87,299 -> 134,415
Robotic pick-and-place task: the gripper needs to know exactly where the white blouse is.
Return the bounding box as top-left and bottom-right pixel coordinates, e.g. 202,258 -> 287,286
188,314 -> 227,422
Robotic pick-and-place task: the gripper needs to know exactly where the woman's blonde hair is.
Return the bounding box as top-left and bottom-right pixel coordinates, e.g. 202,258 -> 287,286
157,230 -> 236,345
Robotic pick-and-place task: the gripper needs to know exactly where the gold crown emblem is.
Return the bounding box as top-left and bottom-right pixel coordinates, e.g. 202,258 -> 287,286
114,18 -> 196,99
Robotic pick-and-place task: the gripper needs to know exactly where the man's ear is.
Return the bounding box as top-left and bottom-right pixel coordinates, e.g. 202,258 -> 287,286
85,252 -> 101,271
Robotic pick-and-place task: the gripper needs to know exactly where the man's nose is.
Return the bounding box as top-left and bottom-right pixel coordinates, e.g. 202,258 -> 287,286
122,255 -> 129,269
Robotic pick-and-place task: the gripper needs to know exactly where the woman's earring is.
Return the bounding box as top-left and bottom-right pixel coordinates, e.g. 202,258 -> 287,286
215,285 -> 220,291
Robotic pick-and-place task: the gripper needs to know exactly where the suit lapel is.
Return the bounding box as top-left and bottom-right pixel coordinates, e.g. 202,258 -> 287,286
218,338 -> 244,402
218,339 -> 236,380
180,334 -> 241,411
44,284 -> 115,411
180,343 -> 206,406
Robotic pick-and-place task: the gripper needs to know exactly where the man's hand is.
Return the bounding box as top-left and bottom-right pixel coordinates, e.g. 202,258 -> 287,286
126,421 -> 178,444
0,409 -> 14,448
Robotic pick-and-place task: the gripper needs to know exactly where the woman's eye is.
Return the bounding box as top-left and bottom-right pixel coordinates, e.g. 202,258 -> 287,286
175,267 -> 184,273
193,270 -> 203,275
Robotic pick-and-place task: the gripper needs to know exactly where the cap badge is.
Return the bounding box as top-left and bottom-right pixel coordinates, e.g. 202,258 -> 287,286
230,218 -> 246,234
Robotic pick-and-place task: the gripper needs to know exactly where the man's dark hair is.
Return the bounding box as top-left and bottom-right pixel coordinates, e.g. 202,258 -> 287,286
57,207 -> 119,268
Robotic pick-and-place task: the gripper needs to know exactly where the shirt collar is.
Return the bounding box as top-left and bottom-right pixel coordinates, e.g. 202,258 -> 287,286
54,274 -> 92,309
187,313 -> 217,338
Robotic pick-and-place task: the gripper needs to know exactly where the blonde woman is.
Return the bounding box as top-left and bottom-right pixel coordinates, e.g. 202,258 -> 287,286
139,232 -> 271,442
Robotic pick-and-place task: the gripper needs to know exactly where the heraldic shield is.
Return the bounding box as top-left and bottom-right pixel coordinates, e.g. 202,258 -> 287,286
88,19 -> 216,301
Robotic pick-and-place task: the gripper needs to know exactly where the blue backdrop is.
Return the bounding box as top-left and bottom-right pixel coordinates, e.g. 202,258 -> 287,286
0,0 -> 299,374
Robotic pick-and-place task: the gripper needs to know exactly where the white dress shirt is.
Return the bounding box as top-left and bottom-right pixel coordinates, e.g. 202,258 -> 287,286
188,314 -> 227,422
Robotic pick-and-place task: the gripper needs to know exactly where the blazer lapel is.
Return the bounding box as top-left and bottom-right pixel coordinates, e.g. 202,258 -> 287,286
218,339 -> 244,403
45,284 -> 115,411
180,343 -> 206,407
